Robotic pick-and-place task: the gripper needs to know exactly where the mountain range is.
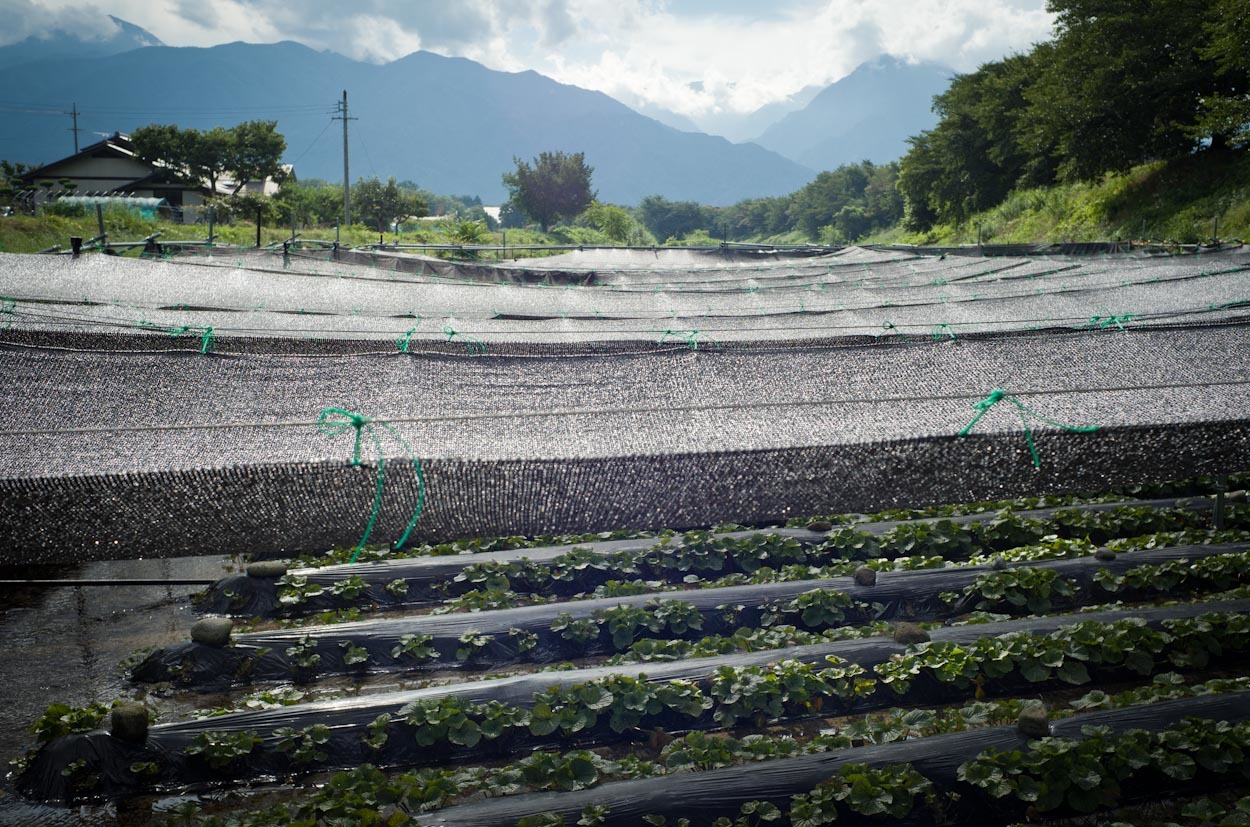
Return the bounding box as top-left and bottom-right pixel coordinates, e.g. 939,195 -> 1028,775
753,56 -> 953,171
0,16 -> 162,69
0,20 -> 952,205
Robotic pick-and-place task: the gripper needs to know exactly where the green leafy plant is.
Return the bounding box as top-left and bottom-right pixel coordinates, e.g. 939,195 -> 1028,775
184,730 -> 262,770
392,632 -> 436,662
328,575 -> 368,601
340,641 -> 370,669
285,635 -> 321,671
455,631 -> 493,661
31,702 -> 112,744
790,762 -> 932,824
276,573 -> 324,608
552,613 -> 600,647
509,627 -> 539,653
273,723 -> 331,765
960,566 -> 1076,614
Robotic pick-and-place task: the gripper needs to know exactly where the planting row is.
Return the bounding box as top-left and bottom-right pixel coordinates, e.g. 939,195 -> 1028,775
22,601 -> 1250,799
132,673 -> 1250,825
139,543 -> 1250,687
201,499 -> 1229,617
424,694 -> 1250,826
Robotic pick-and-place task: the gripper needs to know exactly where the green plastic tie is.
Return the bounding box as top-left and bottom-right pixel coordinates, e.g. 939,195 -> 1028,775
146,321 -> 214,354
882,320 -> 898,334
396,327 -> 417,354
198,326 -> 214,354
0,297 -> 15,329
317,407 -> 427,563
659,328 -> 719,350
932,323 -> 957,341
1088,312 -> 1136,331
958,388 -> 1099,469
443,326 -> 487,356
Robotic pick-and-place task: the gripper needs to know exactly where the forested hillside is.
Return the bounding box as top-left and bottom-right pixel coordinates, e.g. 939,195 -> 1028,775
895,0 -> 1248,233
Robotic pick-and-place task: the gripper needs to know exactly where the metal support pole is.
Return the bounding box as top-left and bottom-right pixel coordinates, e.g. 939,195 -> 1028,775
1214,217 -> 1220,247
70,236 -> 82,257
207,206 -> 215,246
96,203 -> 105,239
291,209 -> 297,243
256,206 -> 262,248
1215,475 -> 1228,531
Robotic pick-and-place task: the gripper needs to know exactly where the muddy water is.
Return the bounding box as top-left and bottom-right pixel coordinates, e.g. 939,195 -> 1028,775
0,554 -> 236,825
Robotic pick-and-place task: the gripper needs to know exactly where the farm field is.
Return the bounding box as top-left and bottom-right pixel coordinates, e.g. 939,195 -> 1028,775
1,243 -> 1249,825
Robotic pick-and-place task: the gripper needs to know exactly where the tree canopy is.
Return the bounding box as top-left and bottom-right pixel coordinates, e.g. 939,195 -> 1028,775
131,121 -> 287,195
897,0 -> 1250,231
351,177 -> 428,231
502,151 -> 595,232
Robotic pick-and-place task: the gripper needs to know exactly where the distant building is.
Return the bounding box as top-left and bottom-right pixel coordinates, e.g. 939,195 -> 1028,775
17,132 -> 292,222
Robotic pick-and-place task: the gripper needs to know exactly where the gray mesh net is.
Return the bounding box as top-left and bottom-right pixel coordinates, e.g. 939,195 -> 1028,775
2,245 -> 1248,563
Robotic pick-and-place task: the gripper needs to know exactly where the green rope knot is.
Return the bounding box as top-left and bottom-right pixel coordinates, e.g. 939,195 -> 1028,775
932,323 -> 957,341
882,320 -> 898,334
659,328 -> 719,350
317,407 -> 373,465
443,326 -> 487,356
146,322 -> 215,354
958,388 -> 1098,469
396,327 -> 417,354
1088,311 -> 1136,332
0,297 -> 15,330
317,406 -> 426,563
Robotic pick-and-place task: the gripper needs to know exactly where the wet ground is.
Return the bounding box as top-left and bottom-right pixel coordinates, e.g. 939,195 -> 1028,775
0,554 -> 236,825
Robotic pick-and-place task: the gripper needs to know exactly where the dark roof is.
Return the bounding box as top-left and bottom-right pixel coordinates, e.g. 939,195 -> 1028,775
18,132 -> 136,182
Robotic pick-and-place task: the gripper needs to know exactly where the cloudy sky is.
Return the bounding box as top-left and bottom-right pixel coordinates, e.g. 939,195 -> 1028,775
4,0 -> 1056,119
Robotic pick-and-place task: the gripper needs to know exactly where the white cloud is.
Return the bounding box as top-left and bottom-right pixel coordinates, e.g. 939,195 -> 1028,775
2,0 -> 1056,118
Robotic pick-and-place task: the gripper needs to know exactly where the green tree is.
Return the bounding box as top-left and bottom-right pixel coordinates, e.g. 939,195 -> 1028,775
1026,0 -> 1222,180
131,121 -> 286,194
502,151 -> 595,232
580,201 -> 633,243
0,160 -> 31,209
898,51 -> 1054,230
1193,0 -> 1250,147
224,121 -> 287,193
351,177 -> 428,231
637,195 -> 707,241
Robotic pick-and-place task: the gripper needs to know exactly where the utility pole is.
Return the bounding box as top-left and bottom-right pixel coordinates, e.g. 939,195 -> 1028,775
67,102 -> 81,153
332,90 -> 356,227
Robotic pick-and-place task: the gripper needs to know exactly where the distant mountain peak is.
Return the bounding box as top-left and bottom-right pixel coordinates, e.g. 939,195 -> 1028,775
0,15 -> 163,69
752,55 -> 954,171
105,16 -> 164,48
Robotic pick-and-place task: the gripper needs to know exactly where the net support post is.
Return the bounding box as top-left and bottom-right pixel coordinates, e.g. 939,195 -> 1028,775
1215,475 -> 1228,530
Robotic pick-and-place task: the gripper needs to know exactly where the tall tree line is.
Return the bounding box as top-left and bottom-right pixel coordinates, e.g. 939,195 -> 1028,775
898,0 -> 1250,231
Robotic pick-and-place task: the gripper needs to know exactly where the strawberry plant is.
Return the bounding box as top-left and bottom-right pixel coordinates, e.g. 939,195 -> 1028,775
790,762 -> 931,824
184,730 -> 262,770
391,632 -> 436,662
960,566 -> 1076,614
455,631 -> 493,661
273,723 -> 331,765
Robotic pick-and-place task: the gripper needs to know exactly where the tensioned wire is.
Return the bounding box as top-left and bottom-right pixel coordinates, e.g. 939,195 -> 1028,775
6,301 -> 1249,343
11,317 -> 1250,362
3,376 -> 1247,439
